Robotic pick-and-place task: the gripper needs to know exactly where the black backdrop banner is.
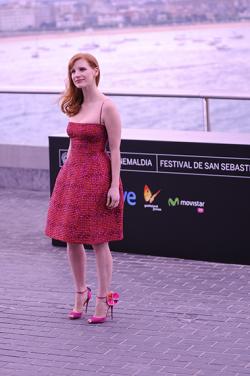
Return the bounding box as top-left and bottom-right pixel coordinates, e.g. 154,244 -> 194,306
48,135 -> 250,264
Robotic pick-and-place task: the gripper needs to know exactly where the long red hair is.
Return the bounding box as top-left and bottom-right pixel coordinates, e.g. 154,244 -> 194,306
60,53 -> 100,116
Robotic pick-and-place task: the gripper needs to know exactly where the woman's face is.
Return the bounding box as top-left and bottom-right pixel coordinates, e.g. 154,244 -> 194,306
70,58 -> 98,88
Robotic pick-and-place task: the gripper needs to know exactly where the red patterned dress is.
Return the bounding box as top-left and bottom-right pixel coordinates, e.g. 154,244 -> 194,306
45,121 -> 124,244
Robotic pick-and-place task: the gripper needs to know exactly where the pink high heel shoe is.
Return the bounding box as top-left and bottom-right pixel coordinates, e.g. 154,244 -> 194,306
88,291 -> 119,324
68,287 -> 92,320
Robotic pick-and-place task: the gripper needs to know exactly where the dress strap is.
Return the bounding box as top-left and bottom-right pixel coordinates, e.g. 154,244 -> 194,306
99,101 -> 105,125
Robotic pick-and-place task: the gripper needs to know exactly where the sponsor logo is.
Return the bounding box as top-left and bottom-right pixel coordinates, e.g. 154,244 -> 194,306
168,197 -> 180,207
59,149 -> 68,167
168,196 -> 205,213
124,191 -> 136,206
144,185 -> 160,203
197,207 -> 204,214
144,185 -> 162,212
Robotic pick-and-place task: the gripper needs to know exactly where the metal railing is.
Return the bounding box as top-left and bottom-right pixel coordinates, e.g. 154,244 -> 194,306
1,87 -> 250,132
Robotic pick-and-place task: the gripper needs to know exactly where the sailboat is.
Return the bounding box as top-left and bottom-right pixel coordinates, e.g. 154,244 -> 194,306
31,51 -> 39,58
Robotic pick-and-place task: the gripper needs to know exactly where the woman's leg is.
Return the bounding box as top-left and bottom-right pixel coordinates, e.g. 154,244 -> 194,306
67,243 -> 87,311
92,242 -> 113,317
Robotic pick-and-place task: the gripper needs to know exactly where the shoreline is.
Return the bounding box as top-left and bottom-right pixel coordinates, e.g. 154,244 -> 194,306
1,21 -> 250,43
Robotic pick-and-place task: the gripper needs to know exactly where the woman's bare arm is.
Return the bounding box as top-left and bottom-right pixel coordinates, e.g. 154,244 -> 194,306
103,100 -> 122,207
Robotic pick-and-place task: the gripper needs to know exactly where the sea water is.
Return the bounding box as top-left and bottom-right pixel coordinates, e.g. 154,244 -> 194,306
0,24 -> 250,145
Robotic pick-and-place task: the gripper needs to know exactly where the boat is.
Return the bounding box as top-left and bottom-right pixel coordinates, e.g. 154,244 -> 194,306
216,45 -> 230,51
79,42 -> 99,51
31,51 -> 39,58
100,45 -> 116,52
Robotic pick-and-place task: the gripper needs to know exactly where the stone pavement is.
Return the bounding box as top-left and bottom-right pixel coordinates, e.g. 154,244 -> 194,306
0,187 -> 250,376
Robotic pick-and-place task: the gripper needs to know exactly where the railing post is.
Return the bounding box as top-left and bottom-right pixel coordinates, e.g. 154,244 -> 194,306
203,97 -> 211,132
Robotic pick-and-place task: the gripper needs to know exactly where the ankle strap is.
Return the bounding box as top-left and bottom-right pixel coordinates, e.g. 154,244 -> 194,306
76,288 -> 88,294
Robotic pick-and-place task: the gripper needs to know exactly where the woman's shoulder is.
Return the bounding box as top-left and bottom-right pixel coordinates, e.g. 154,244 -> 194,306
102,96 -> 118,113
67,114 -> 78,122
101,97 -> 121,125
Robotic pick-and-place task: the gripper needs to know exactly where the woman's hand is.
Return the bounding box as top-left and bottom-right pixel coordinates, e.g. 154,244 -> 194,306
106,186 -> 120,209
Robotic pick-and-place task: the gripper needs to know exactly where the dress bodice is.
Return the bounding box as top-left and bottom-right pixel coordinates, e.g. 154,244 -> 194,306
67,122 -> 108,157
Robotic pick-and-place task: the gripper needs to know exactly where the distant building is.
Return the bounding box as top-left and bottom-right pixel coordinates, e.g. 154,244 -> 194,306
96,13 -> 125,28
0,4 -> 35,31
164,0 -> 250,23
53,1 -> 87,30
1,0 -> 250,34
34,4 -> 55,29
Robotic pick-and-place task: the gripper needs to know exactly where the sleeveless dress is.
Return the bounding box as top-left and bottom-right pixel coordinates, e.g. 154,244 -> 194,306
45,108 -> 124,244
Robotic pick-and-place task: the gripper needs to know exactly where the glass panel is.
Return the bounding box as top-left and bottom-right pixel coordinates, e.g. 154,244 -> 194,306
0,93 -> 66,146
109,96 -> 204,131
209,99 -> 250,133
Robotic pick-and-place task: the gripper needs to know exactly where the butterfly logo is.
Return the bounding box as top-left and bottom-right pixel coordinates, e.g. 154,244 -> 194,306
144,185 -> 161,204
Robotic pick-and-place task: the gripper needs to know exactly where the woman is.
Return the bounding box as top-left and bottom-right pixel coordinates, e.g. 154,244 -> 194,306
45,53 -> 123,324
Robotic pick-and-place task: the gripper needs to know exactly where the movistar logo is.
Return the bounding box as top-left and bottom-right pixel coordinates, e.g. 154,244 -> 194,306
168,197 -> 180,207
168,197 -> 205,210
